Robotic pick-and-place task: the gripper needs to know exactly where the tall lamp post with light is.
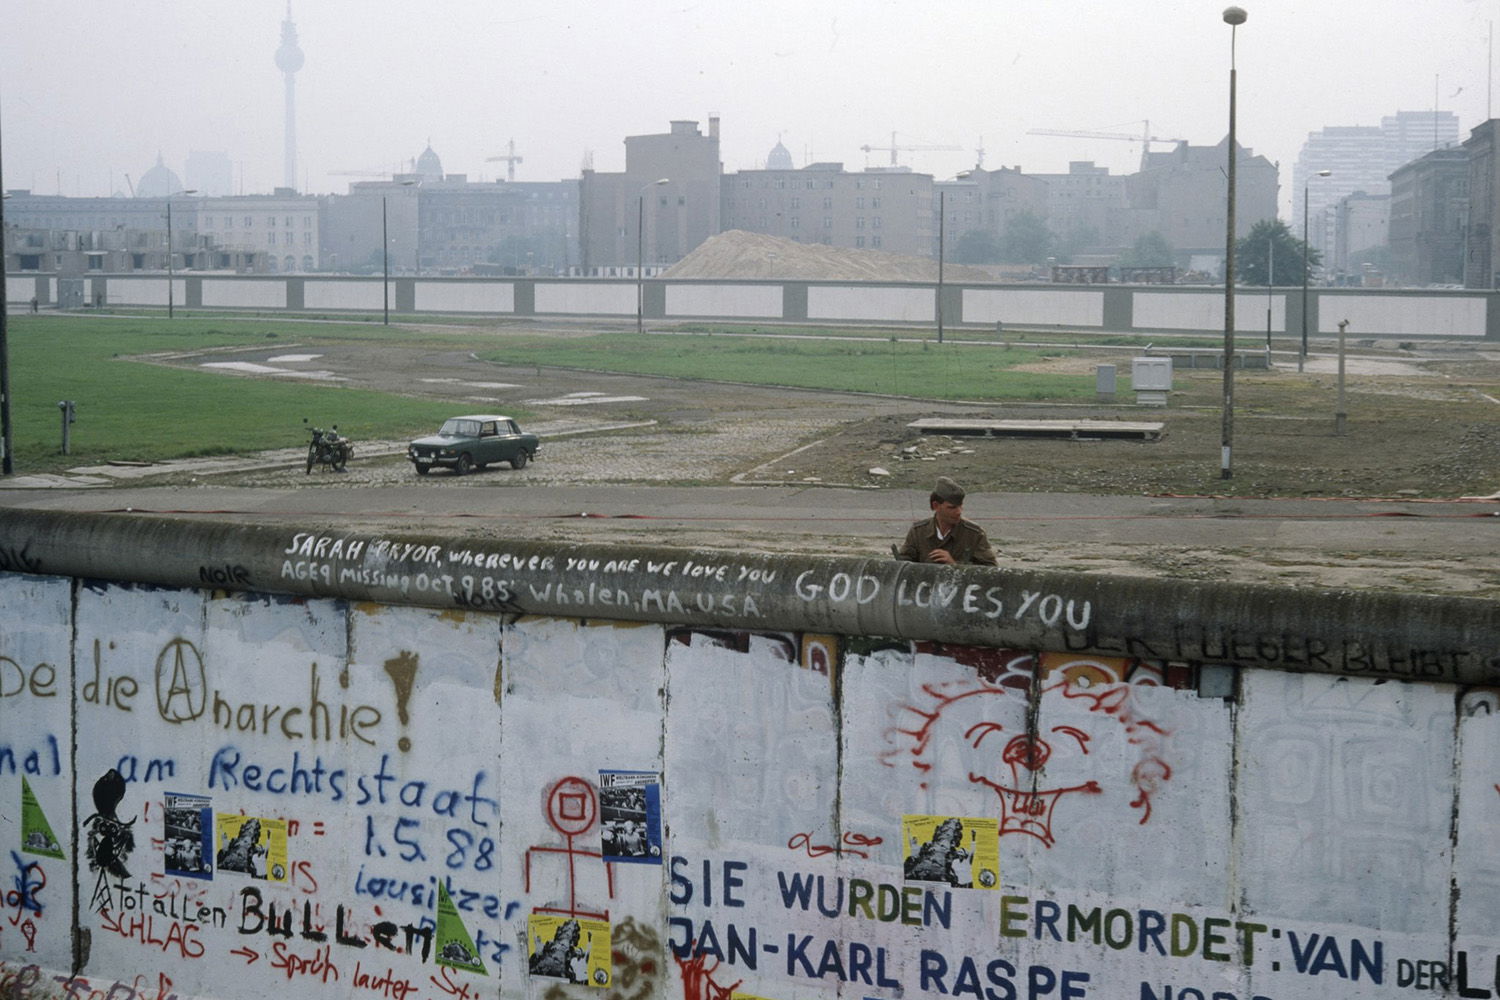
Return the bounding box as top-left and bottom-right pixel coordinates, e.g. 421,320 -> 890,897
637,178 -> 670,335
1219,5 -> 1246,481
1300,169 -> 1331,371
166,189 -> 198,318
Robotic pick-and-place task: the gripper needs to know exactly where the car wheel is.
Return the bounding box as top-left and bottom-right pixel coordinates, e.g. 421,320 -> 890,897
455,453 -> 473,476
414,464 -> 430,476
510,450 -> 529,470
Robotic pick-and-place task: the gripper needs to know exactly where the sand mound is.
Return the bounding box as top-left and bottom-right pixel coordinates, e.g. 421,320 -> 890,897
662,230 -> 993,282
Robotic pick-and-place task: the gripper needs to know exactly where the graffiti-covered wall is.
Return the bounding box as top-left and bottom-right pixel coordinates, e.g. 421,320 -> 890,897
1,511 -> 1498,1000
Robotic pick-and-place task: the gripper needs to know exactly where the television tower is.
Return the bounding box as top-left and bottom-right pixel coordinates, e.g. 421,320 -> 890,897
275,4 -> 304,191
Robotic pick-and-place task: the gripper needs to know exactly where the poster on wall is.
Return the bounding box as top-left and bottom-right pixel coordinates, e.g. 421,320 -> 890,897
213,813 -> 288,881
162,791 -> 213,878
901,814 -> 1000,889
434,882 -> 488,976
527,913 -> 612,987
598,769 -> 662,863
21,776 -> 65,859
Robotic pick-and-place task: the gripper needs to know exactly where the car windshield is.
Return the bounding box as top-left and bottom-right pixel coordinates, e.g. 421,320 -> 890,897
439,419 -> 480,438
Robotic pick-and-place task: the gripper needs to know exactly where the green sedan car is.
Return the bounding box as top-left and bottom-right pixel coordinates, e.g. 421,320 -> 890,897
407,414 -> 540,476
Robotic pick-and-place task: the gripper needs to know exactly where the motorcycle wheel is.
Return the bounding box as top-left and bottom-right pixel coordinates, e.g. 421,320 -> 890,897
332,447 -> 348,472
305,446 -> 316,474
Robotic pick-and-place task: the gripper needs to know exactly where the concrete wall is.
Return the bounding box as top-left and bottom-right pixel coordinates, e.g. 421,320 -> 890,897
1,509 -> 1497,1000
62,274 -> 1500,340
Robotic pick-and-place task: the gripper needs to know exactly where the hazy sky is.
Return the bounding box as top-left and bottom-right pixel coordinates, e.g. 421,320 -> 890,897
3,0 -> 1494,216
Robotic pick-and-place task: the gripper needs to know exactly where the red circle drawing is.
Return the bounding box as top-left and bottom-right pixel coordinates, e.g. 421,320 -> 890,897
545,777 -> 597,836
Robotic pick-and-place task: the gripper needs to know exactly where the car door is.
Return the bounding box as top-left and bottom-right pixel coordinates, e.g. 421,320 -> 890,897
477,421 -> 501,465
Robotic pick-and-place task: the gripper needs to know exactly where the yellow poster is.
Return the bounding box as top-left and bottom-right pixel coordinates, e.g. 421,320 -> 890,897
213,814 -> 288,882
901,814 -> 999,890
527,913 -> 611,987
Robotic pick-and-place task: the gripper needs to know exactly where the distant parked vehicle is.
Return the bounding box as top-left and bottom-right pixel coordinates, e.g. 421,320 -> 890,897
407,414 -> 539,476
304,420 -> 353,473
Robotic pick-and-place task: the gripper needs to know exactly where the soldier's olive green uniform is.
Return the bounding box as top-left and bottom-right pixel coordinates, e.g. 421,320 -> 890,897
896,517 -> 998,566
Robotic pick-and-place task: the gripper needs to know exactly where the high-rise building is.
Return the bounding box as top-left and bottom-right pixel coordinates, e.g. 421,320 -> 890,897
578,118 -> 722,274
1294,110 -> 1460,255
722,144 -> 934,257
1387,147 -> 1467,286
1464,119 -> 1500,289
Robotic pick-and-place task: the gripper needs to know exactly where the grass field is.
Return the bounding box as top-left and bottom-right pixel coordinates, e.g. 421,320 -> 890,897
472,332 -> 1093,400
2,316 -> 468,471
2,314 -> 1099,472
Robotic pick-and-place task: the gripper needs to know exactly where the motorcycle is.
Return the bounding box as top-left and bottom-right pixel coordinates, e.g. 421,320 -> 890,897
304,419 -> 354,473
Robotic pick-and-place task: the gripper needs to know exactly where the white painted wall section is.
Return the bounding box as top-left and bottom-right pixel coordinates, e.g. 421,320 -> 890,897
1132,291 -> 1278,332
963,288 -> 1104,327
303,280 -> 384,309
106,277 -> 178,306
665,284 -> 783,318
414,281 -> 516,313
534,282 -> 637,315
808,285 -> 933,322
1321,294 -> 1488,336
201,280 -> 287,309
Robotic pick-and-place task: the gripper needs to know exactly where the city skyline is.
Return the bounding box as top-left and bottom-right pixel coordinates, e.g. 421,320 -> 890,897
2,0 -> 1494,218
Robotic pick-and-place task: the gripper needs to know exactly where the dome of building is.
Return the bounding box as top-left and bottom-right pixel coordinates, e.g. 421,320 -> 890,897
136,153 -> 184,197
415,144 -> 444,182
766,139 -> 793,171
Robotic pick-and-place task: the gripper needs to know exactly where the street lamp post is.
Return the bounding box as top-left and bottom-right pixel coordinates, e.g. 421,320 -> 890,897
165,189 -> 198,319
637,179 -> 669,335
382,195 -> 390,325
937,189 -> 946,344
1220,5 -> 1246,481
1300,169 -> 1331,372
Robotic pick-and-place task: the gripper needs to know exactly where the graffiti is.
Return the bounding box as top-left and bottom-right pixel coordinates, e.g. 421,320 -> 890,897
154,640 -> 206,723
674,953 -> 742,1000
0,659 -> 57,699
5,854 -> 45,918
97,909 -> 204,959
351,961 -> 418,1000
0,735 -> 63,777
785,830 -> 883,860
965,723 -> 1103,848
198,564 -> 251,587
880,652 -> 1173,847
526,777 -> 614,921
589,917 -> 661,1000
236,888 -> 434,962
82,641 -> 139,712
85,769 -> 137,883
381,652 -> 419,753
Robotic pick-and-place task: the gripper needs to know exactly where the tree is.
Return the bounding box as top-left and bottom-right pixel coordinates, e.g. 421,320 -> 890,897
1118,231 -> 1176,269
1056,223 -> 1101,263
997,211 -> 1054,266
1235,219 -> 1320,286
951,229 -> 1001,264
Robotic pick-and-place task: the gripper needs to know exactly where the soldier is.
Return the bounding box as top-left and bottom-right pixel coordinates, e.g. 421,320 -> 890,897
894,477 -> 998,566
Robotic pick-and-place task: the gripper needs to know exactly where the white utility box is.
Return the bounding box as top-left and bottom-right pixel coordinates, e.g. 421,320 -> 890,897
1130,357 -> 1173,406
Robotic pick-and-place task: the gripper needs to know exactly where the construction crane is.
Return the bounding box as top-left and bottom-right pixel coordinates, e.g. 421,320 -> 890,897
1027,121 -> 1185,168
860,132 -> 962,167
486,139 -> 524,182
